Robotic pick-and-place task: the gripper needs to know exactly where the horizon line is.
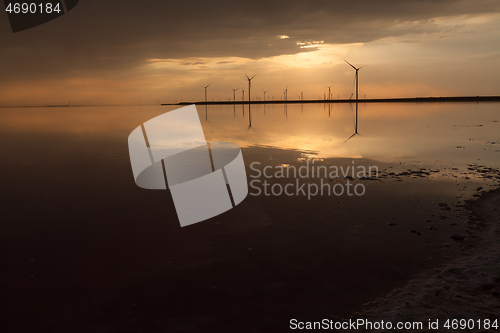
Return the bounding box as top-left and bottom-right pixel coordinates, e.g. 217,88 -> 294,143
164,95 -> 500,106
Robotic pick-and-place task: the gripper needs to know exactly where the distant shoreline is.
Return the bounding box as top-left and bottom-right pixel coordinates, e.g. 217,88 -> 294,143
165,95 -> 500,106
2,96 -> 499,108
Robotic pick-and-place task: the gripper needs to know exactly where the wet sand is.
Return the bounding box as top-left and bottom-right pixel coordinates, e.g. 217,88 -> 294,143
344,188 -> 500,332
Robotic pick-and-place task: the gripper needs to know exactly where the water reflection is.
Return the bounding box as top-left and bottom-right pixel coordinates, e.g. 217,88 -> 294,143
0,103 -> 498,171
196,103 -> 499,172
345,101 -> 359,142
248,104 -> 252,129
0,103 -> 499,330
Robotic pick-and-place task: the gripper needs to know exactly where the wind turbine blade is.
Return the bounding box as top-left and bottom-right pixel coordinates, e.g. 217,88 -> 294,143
250,74 -> 256,80
344,60 -> 357,70
344,133 -> 358,143
245,74 -> 250,80
345,133 -> 355,142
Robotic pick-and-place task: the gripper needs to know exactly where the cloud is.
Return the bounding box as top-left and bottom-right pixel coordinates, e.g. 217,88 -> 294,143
1,0 -> 499,78
181,61 -> 206,66
1,0 -> 500,104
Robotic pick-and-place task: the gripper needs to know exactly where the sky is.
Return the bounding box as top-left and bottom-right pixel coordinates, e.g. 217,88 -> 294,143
1,0 -> 500,106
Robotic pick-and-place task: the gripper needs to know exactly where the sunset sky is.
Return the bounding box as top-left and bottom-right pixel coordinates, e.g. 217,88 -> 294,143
1,0 -> 500,106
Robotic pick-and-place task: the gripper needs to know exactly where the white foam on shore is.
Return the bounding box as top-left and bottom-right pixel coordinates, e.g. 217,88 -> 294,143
346,190 -> 500,332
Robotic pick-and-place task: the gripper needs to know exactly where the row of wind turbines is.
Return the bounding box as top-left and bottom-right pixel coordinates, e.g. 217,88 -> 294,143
202,60 -> 364,103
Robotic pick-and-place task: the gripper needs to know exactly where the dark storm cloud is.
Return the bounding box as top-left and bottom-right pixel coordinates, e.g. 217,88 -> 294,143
1,0 -> 499,81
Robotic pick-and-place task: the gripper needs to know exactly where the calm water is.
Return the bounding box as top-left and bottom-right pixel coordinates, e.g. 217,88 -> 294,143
0,103 -> 499,332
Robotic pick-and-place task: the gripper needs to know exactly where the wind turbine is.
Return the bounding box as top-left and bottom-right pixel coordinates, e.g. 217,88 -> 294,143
242,89 -> 245,101
245,74 -> 256,103
326,85 -> 332,100
263,90 -> 268,102
344,60 -> 365,142
203,83 -> 211,103
231,88 -> 239,102
284,87 -> 288,101
344,60 -> 364,101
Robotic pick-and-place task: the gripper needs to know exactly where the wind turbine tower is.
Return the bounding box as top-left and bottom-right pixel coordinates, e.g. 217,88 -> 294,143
203,83 -> 211,103
231,88 -> 239,102
344,60 -> 363,101
245,74 -> 256,103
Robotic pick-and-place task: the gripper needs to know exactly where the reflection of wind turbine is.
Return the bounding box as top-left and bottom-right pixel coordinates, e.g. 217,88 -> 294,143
248,106 -> 252,129
345,102 -> 360,142
263,90 -> 268,101
203,83 -> 211,103
344,60 -> 365,101
245,74 -> 256,104
344,60 -> 365,142
231,88 -> 239,102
